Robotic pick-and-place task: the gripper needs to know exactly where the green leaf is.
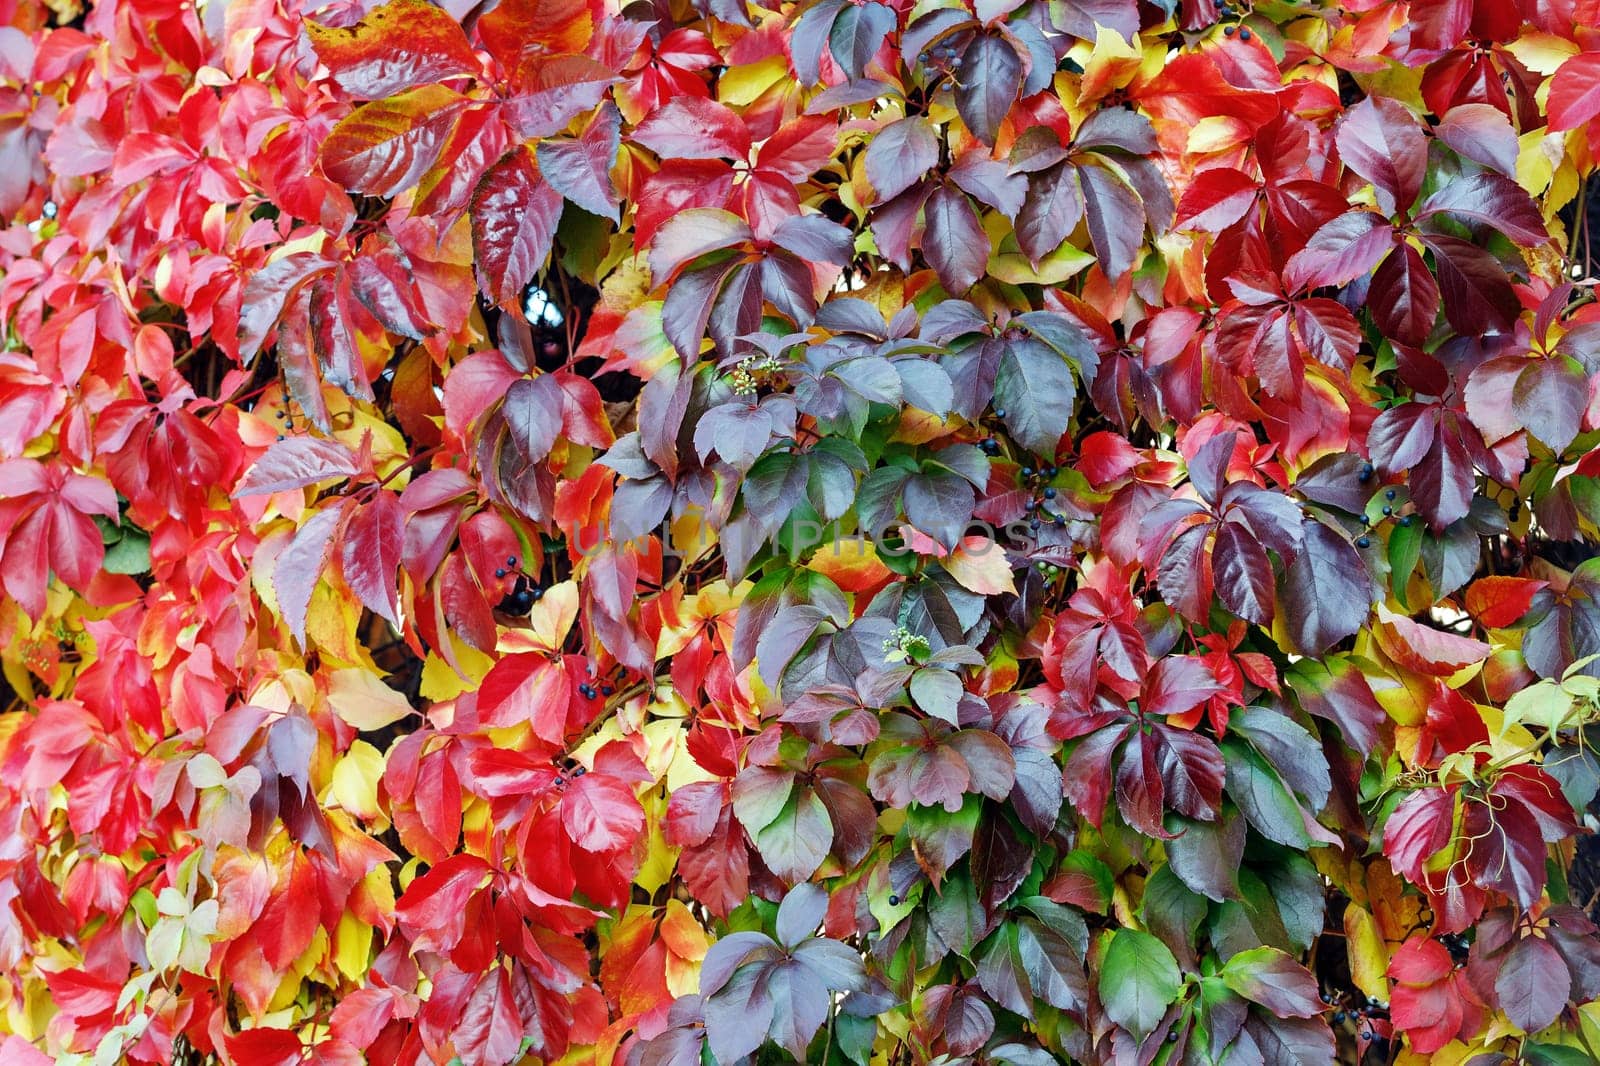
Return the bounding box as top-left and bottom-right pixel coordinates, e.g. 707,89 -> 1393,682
1221,738 -> 1312,849
1219,946 -> 1322,1018
910,667 -> 963,724
1387,515 -> 1423,606
102,528 -> 151,574
1099,928 -> 1182,1039
1502,680 -> 1573,735
753,788 -> 833,884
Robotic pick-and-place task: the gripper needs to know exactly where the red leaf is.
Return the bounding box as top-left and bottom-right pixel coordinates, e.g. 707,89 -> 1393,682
1369,243 -> 1439,347
1142,655 -> 1224,720
647,207 -> 751,282
1062,725 -> 1129,827
256,851 -> 320,971
537,102 -> 623,222
1374,604 -> 1491,675
755,115 -> 839,183
0,1036 -> 53,1066
1548,51 -> 1600,132
455,966 -> 526,1066
1382,787 -> 1455,886
320,88 -> 471,197
271,503 -> 349,645
306,0 -> 479,100
223,1028 -> 304,1066
1406,0 -> 1470,52
471,146 -> 564,310
562,772 -> 645,852
1334,96 -> 1426,215
1464,575 -> 1546,629
1283,211 -> 1395,291
1114,730 -> 1171,838
234,437 -> 360,497
954,33 -> 1021,144
1173,168 -> 1257,232
478,652 -> 571,738
341,491 -> 405,628
235,253 -> 335,365
1494,936 -> 1570,1034
864,117 -> 938,204
394,854 -> 494,952
1416,173 -> 1549,247
632,96 -> 749,161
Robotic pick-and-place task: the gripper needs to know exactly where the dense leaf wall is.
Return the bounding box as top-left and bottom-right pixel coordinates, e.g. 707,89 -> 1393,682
3,0 -> 1600,1062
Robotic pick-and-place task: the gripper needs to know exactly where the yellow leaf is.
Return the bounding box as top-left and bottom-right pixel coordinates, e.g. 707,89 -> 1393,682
805,538 -> 891,594
634,796 -> 677,898
1186,115 -> 1253,155
1517,129 -> 1575,209
1075,27 -> 1142,106
941,536 -> 1017,596
1344,904 -> 1389,1001
987,228 -> 1096,286
499,579 -> 579,653
330,740 -> 385,821
1395,1043 -> 1487,1066
333,911 -> 374,982
326,668 -> 414,731
717,54 -> 788,107
1505,32 -> 1579,75
417,637 -> 495,700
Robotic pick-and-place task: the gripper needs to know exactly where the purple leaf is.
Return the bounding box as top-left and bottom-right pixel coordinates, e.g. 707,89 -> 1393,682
955,33 -> 1022,145
922,184 -> 990,294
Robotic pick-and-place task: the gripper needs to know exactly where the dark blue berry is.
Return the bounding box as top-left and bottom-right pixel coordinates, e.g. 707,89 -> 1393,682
495,568 -> 507,578
1021,466 -> 1034,478
1239,27 -> 1251,40
994,408 -> 1007,419
1382,506 -> 1393,516
1356,536 -> 1371,548
1385,488 -> 1397,500
888,894 -> 900,906
1043,487 -> 1057,499
1223,24 -> 1235,34
506,555 -> 517,566
1359,462 -> 1374,482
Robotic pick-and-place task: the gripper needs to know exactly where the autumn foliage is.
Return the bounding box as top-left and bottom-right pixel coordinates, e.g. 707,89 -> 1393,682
9,0 -> 1600,1061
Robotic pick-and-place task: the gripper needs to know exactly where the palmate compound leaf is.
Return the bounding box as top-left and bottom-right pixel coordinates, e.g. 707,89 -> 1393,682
699,886 -> 866,1061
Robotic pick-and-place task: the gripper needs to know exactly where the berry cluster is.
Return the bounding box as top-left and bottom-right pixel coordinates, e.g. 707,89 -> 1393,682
1216,0 -> 1254,39
494,555 -> 543,614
